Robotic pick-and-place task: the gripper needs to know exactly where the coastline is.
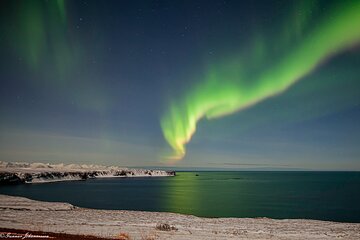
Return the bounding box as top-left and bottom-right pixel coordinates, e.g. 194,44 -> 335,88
0,194 -> 359,240
0,161 -> 175,185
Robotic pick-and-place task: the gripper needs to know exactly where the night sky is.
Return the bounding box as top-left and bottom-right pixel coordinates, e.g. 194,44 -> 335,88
1,0 -> 360,170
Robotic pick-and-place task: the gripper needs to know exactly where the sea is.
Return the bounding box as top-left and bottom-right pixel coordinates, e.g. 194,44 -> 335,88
1,171 -> 360,223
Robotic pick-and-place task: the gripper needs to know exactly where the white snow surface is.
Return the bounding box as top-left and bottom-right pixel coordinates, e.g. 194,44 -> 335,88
0,194 -> 359,240
0,194 -> 74,211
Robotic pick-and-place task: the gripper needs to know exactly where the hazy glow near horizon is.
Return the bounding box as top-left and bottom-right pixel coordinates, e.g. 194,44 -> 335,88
160,1 -> 360,161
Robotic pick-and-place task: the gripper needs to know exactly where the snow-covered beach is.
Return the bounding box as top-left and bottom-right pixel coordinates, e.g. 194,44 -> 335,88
0,194 -> 359,240
1,162 -> 359,239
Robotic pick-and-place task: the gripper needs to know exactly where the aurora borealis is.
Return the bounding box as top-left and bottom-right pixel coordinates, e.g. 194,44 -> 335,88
1,0 -> 360,170
161,1 -> 360,160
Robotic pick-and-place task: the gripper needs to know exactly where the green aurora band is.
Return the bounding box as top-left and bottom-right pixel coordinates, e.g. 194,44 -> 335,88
6,0 -> 70,71
1,0 -> 110,112
160,1 -> 360,161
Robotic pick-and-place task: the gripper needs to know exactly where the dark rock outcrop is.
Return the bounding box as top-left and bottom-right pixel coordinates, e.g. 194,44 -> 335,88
0,172 -> 24,185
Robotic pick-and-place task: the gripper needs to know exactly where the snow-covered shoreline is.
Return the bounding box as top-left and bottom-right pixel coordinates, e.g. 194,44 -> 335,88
0,194 -> 359,240
0,161 -> 175,184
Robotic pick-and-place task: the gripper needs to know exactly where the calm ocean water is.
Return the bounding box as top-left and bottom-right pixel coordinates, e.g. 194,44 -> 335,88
1,171 -> 360,222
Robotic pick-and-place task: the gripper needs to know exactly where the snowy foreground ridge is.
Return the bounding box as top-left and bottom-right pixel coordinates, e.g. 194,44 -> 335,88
0,161 -> 175,184
0,194 -> 359,240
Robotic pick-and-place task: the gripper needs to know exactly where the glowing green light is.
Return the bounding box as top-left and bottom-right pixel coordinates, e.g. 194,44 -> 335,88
161,1 -> 360,160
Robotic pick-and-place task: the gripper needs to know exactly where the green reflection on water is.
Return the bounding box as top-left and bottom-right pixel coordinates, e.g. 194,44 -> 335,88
160,172 -> 248,217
